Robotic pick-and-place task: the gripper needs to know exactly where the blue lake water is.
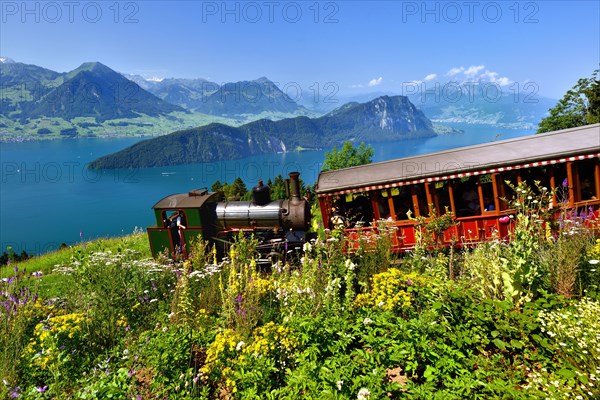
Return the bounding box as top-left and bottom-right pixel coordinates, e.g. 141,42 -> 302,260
0,123 -> 534,255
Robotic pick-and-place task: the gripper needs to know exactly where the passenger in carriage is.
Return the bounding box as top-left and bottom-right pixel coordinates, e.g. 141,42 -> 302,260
458,187 -> 480,216
330,206 -> 346,228
581,178 -> 596,200
484,196 -> 496,212
394,196 -> 414,220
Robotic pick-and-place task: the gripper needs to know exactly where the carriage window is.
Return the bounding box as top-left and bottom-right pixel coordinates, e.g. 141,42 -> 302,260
519,166 -> 552,195
412,184 -> 429,217
480,174 -> 496,212
378,190 -> 392,220
499,171 -> 519,210
577,158 -> 598,201
551,164 -> 569,203
454,177 -> 480,217
335,192 -> 374,227
391,186 -> 413,220
433,181 -> 452,215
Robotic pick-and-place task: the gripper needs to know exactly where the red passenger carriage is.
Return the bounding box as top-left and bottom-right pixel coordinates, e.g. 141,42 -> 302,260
316,124 -> 600,251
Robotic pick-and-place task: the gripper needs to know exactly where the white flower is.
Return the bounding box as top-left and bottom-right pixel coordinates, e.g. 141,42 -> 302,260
303,242 -> 312,252
363,317 -> 373,326
236,341 -> 245,351
357,388 -> 371,400
589,260 -> 599,265
336,380 -> 343,390
345,259 -> 356,271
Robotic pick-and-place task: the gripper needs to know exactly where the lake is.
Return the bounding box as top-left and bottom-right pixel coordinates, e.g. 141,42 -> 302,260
0,123 -> 534,255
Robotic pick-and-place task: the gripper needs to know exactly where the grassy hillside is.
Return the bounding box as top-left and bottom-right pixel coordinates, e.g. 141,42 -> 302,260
2,191 -> 599,399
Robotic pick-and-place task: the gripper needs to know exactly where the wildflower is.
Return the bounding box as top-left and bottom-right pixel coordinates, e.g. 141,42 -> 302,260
32,271 -> 42,278
363,317 -> 373,326
589,260 -> 599,265
303,242 -> 312,252
10,386 -> 21,398
35,385 -> 48,393
357,388 -> 371,399
562,178 -> 568,187
337,380 -> 343,390
345,259 -> 356,271
236,341 -> 245,351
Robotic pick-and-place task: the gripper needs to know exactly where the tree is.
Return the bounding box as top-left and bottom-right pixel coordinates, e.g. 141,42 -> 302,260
322,141 -> 374,171
211,180 -> 224,193
537,69 -> 600,133
270,175 -> 287,200
225,177 -> 248,200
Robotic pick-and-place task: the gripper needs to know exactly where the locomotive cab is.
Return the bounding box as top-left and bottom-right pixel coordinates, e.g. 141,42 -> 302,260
147,189 -> 220,259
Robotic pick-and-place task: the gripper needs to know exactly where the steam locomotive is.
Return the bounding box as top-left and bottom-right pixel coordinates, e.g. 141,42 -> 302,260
147,172 -> 311,261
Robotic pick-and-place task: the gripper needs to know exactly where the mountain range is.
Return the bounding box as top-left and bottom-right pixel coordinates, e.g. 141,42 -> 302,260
1,58 -> 557,142
89,95 -> 438,168
1,60 -> 183,118
0,59 -> 313,140
125,74 -> 310,117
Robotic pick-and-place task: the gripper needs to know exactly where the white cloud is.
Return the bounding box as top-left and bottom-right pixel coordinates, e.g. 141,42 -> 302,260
368,77 -> 383,87
446,67 -> 464,76
464,65 -> 485,77
444,65 -> 512,86
424,73 -> 437,81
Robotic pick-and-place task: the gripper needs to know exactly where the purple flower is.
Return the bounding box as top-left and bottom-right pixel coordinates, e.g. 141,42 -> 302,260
128,369 -> 137,377
562,178 -> 568,188
235,293 -> 243,304
13,266 -> 18,273
33,271 -> 42,278
407,279 -> 413,286
10,386 -> 21,398
35,386 -> 48,393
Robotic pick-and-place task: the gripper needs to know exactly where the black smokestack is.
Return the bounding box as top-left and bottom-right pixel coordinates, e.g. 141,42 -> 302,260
289,172 -> 301,202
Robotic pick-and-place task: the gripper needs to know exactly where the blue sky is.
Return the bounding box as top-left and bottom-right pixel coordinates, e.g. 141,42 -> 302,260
1,1 -> 599,99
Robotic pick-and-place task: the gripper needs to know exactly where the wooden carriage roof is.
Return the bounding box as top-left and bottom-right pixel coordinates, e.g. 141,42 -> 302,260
316,123 -> 600,196
152,189 -> 219,209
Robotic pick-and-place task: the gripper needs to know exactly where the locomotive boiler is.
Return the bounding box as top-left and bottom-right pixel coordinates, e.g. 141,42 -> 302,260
147,172 -> 311,260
